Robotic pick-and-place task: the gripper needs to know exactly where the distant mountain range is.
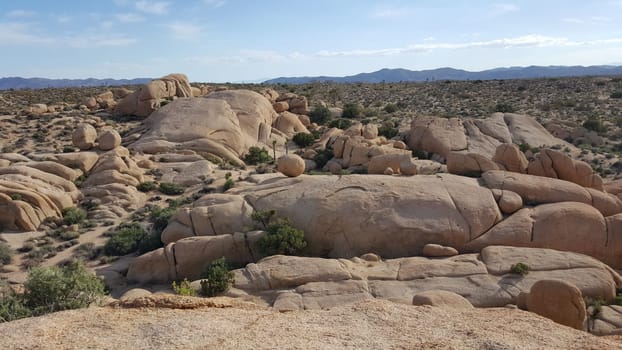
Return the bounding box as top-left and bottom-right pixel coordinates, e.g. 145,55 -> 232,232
263,65 -> 622,84
0,77 -> 152,90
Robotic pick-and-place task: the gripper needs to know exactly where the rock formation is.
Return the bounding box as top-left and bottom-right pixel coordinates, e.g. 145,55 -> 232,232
113,73 -> 192,117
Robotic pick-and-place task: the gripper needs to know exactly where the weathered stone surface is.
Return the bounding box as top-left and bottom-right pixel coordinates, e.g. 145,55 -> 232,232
528,148 -> 603,190
98,130 -> 122,151
492,143 -> 528,173
114,73 -> 192,117
422,244 -> 459,257
408,116 -> 467,158
446,152 -> 499,176
527,279 -> 586,330
277,154 -> 305,177
412,290 -> 474,309
273,111 -> 309,137
72,123 -> 97,150
129,90 -> 285,165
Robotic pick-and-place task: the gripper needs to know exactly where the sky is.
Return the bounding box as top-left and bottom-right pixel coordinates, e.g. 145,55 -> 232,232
1,0 -> 622,82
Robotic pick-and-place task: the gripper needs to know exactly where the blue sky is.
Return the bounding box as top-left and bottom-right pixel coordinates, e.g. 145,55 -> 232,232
1,0 -> 622,82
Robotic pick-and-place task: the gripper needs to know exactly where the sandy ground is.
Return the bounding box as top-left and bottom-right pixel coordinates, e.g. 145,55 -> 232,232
0,296 -> 620,350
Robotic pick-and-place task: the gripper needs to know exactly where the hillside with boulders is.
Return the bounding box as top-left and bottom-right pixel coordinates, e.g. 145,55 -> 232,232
1,73 -> 622,348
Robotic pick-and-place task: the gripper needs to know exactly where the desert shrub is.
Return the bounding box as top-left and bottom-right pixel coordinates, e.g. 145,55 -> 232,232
378,123 -> 399,139
0,282 -> 32,322
510,262 -> 530,276
583,117 -> 606,133
104,223 -> 146,256
610,91 -> 622,99
292,132 -> 315,148
9,193 -> 22,201
244,146 -> 273,165
223,172 -> 235,191
23,260 -> 105,316
200,257 -> 234,297
172,278 -> 196,296
137,231 -> 164,254
158,182 -> 185,195
136,181 -> 157,192
313,148 -> 334,168
58,231 -> 79,241
341,103 -> 362,118
62,207 -> 87,226
308,105 -> 332,125
383,103 -> 398,113
251,209 -> 276,229
256,218 -> 307,256
494,103 -> 516,113
0,243 -> 13,265
328,118 -> 353,130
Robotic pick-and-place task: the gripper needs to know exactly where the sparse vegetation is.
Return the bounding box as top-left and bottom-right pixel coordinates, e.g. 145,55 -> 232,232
308,105 -> 332,125
61,207 -> 87,226
328,118 -> 353,130
104,223 -> 147,256
223,172 -> 235,191
341,103 -> 362,118
510,262 -> 530,276
292,132 -> 315,148
244,146 -> 273,165
383,103 -> 398,113
200,257 -> 234,297
136,181 -> 157,192
252,210 -> 307,256
158,182 -> 185,195
313,148 -> 334,168
0,243 -> 13,265
172,278 -> 196,296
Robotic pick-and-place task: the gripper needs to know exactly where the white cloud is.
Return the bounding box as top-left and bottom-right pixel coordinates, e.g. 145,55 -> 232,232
164,22 -> 202,38
203,0 -> 226,8
563,16 -> 612,25
0,22 -> 54,45
562,18 -> 584,24
371,6 -> 415,19
54,14 -> 72,23
115,13 -> 145,22
490,3 -> 519,16
135,1 -> 170,15
68,36 -> 137,48
6,10 -> 36,18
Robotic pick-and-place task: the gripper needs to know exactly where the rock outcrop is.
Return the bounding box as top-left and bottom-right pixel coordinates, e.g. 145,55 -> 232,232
128,90 -> 286,165
526,279 -> 586,330
113,73 -> 192,117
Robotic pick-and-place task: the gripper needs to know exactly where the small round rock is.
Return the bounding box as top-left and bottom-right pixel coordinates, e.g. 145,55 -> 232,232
277,154 -> 305,177
422,243 -> 459,257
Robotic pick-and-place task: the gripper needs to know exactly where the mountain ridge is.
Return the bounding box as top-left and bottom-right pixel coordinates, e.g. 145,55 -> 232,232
0,77 -> 152,90
263,65 -> 622,84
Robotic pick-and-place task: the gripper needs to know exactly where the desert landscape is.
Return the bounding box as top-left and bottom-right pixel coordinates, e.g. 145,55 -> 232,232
0,71 -> 621,349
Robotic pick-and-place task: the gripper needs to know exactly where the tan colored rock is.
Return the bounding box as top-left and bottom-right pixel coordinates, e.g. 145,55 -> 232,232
393,141 -> 407,149
407,116 -> 467,158
298,115 -> 311,127
422,244 -> 458,257
528,148 -> 603,190
326,160 -> 342,174
527,280 -> 586,330
53,152 -> 99,172
492,143 -> 528,173
83,96 -> 98,109
492,189 -> 523,214
412,290 -> 473,309
383,167 -> 394,175
363,124 -> 378,139
27,103 -> 48,115
113,73 -> 192,117
277,154 -> 305,177
23,161 -> 81,182
72,123 -> 98,150
129,90 -> 285,166
446,152 -> 499,175
273,111 -> 309,138
98,130 -> 121,151
272,101 -> 289,113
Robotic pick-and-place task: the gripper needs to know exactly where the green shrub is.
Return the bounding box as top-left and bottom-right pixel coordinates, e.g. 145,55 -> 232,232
292,132 -> 315,148
328,118 -> 353,130
9,193 -> 22,201
341,103 -> 362,118
172,278 -> 196,296
610,91 -> 622,99
313,148 -> 334,169
0,243 -> 13,265
104,223 -> 146,256
223,172 -> 235,191
510,262 -> 530,276
308,105 -> 332,125
383,103 -> 398,113
494,103 -> 516,113
23,260 -> 105,316
62,207 -> 87,226
583,117 -> 606,133
150,206 -> 176,235
244,146 -> 273,165
58,231 -> 80,241
0,282 -> 32,322
158,182 -> 185,195
200,257 -> 234,297
136,181 -> 157,192
256,218 -> 307,256
378,125 -> 399,139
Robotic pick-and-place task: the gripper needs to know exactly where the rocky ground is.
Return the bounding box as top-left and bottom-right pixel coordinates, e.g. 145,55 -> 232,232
1,73 -> 622,348
0,296 -> 621,350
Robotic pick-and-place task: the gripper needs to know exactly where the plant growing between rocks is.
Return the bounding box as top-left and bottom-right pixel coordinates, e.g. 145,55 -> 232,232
244,146 -> 273,165
172,278 -> 196,296
292,132 -> 315,148
158,182 -> 185,195
200,257 -> 234,297
252,210 -> 307,256
61,207 -> 87,226
510,262 -> 530,275
0,243 -> 13,265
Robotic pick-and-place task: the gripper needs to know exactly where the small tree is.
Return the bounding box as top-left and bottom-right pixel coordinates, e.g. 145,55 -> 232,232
244,147 -> 273,165
341,103 -> 362,118
62,207 -> 87,225
292,132 -> 315,148
104,223 -> 147,256
308,105 -> 332,125
23,260 -> 105,315
200,257 -> 234,297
